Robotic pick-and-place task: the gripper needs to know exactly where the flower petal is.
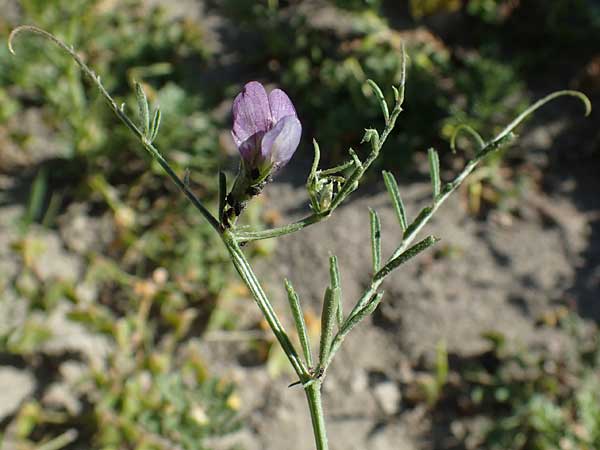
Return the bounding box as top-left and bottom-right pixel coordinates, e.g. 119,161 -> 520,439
261,115 -> 302,170
237,131 -> 264,166
232,81 -> 271,146
269,89 -> 297,123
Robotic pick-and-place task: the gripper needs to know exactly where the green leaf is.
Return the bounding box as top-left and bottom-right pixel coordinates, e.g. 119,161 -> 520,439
329,255 -> 343,328
450,124 -> 485,154
382,170 -> 407,232
395,43 -> 407,108
284,279 -> 313,367
428,147 -> 441,199
329,255 -> 341,290
149,107 -> 161,142
340,291 -> 384,336
319,285 -> 339,367
25,167 -> 47,226
374,235 -> 439,282
348,147 -> 363,171
308,139 -> 321,183
369,208 -> 381,273
366,79 -> 390,123
135,81 -> 150,137
319,159 -> 354,176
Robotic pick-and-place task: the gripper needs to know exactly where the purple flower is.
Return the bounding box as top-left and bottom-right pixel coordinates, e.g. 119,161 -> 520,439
232,81 -> 301,179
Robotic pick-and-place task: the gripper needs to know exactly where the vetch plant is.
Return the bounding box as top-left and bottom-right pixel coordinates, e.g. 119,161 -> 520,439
8,25 -> 591,450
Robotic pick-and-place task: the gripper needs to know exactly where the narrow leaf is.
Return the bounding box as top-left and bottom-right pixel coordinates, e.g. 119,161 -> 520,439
382,170 -> 407,231
334,287 -> 343,330
428,147 -> 441,199
308,139 -> 321,183
307,139 -> 322,211
320,159 -> 354,176
374,235 -> 439,282
149,107 -> 161,142
369,208 -> 381,273
329,256 -> 343,328
319,286 -> 338,366
392,86 -> 400,105
285,279 -> 313,367
25,167 -> 48,225
329,255 -> 341,289
341,291 -> 384,336
135,81 -> 150,137
450,124 -> 485,154
396,43 -> 407,107
348,147 -> 363,170
366,79 -> 390,123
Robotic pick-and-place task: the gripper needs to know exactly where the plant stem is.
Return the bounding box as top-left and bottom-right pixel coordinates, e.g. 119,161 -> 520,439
235,211 -> 328,242
305,381 -> 329,450
221,230 -> 309,379
222,230 -> 329,450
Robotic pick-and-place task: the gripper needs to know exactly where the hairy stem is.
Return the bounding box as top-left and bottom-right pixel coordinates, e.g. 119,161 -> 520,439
305,382 -> 329,450
235,211 -> 328,242
390,90 -> 590,262
222,231 -> 309,379
223,230 -> 328,450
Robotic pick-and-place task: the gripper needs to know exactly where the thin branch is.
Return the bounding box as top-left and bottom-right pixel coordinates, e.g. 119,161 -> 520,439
389,89 -> 591,262
8,25 -> 221,232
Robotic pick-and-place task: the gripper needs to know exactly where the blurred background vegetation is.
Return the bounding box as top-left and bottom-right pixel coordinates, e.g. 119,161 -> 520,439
0,0 -> 598,449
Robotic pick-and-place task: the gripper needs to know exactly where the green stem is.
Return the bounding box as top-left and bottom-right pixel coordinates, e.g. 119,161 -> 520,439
388,89 -> 591,262
325,279 -> 381,368
222,231 -> 309,379
305,382 -> 329,450
235,212 -> 328,242
223,230 -> 328,450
